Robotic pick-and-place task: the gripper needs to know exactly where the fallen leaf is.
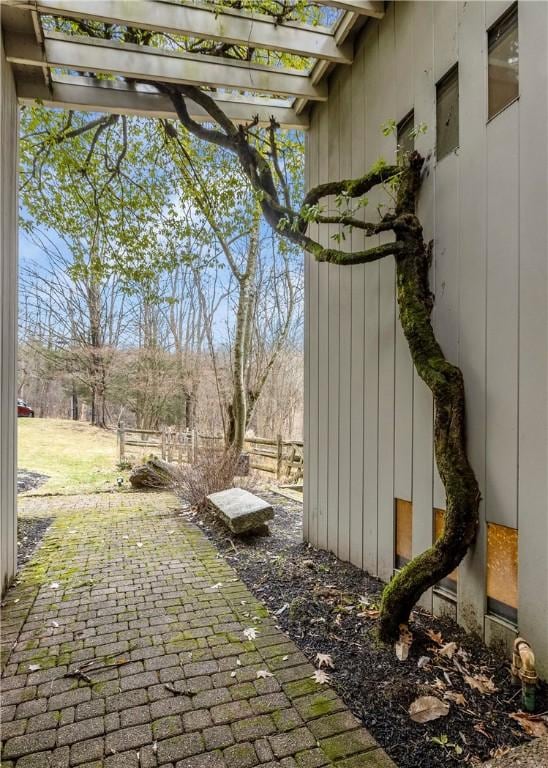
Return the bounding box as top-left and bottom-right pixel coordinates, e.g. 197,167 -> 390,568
315,653 -> 334,669
395,624 -> 413,661
358,607 -> 380,619
464,674 -> 497,695
408,695 -> 450,723
49,582 -> 60,590
444,691 -> 466,706
417,656 -> 431,669
438,642 -> 458,659
243,627 -> 258,641
489,747 -> 511,760
230,671 -> 237,678
210,583 -> 223,590
474,722 -> 491,739
28,664 -> 41,672
395,641 -> 410,661
50,620 -> 59,628
236,659 -> 242,666
311,669 -> 330,684
275,603 -> 289,615
509,712 -> 548,738
432,678 -> 446,691
256,670 -> 273,679
282,655 -> 289,661
136,542 -> 143,548
426,629 -> 444,646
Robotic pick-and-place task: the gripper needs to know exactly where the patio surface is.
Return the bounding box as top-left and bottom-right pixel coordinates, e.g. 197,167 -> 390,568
1,492 -> 396,768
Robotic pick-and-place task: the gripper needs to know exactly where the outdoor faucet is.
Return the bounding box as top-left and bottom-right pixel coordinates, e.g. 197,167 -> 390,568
511,637 -> 537,712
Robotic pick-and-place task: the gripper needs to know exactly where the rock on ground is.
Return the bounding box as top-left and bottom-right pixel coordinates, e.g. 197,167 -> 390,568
207,487 -> 274,534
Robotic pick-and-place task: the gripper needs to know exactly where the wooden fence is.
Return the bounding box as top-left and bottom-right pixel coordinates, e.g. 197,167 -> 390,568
117,425 -> 303,482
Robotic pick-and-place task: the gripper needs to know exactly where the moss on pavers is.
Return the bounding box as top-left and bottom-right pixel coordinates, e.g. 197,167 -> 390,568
0,492 -> 396,768
319,729 -> 378,762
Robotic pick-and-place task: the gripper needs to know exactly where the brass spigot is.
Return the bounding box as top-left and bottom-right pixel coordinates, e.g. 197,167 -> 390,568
511,637 -> 537,712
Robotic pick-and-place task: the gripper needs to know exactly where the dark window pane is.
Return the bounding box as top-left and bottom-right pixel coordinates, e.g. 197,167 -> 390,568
488,5 -> 519,119
434,508 -> 458,592
397,111 -> 414,160
436,66 -> 459,160
395,499 -> 412,569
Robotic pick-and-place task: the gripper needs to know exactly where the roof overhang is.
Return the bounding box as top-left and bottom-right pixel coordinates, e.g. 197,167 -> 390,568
1,0 -> 384,128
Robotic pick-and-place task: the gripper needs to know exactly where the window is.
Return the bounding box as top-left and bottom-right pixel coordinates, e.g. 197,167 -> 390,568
397,111 -> 414,160
488,4 -> 519,119
436,65 -> 459,160
395,499 -> 412,569
434,509 -> 458,593
486,523 -> 518,624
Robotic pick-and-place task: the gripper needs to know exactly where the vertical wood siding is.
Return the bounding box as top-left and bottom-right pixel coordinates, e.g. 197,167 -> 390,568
0,37 -> 18,595
303,0 -> 548,674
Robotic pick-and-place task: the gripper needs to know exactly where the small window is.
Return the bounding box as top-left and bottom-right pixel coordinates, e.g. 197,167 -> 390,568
397,111 -> 414,160
486,523 -> 518,624
395,499 -> 412,569
434,509 -> 458,593
436,65 -> 459,161
488,4 -> 519,119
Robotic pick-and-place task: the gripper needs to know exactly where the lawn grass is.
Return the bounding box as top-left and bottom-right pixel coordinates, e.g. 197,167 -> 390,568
18,418 -> 126,495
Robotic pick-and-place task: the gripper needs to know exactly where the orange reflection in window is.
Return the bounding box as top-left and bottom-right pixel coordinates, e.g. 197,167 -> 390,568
487,523 -> 518,610
434,508 -> 458,589
395,499 -> 412,568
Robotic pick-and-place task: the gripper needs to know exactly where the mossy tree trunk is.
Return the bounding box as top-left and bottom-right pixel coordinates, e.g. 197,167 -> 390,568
377,154 -> 481,639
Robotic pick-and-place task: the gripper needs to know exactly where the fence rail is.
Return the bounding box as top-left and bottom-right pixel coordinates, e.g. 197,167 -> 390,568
117,425 -> 303,482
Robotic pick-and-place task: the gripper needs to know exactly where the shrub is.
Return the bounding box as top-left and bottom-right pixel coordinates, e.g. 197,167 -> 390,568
176,448 -> 240,509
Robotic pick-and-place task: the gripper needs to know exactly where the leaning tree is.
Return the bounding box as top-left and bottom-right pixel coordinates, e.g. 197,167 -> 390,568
34,5 -> 481,641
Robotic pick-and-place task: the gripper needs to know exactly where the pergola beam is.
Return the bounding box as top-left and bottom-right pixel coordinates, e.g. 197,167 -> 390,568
15,74 -> 309,129
315,0 -> 384,17
16,0 -> 353,65
6,32 -> 328,101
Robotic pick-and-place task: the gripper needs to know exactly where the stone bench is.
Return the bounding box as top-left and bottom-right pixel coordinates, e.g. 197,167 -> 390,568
206,487 -> 274,534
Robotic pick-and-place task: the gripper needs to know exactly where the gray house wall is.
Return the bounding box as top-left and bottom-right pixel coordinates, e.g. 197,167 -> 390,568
304,0 -> 548,675
0,33 -> 18,595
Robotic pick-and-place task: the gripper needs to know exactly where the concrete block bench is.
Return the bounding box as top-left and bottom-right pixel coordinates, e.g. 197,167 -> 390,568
206,487 -> 274,534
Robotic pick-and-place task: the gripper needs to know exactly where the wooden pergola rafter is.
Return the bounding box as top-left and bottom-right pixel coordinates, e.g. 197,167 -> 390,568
2,0 -> 385,128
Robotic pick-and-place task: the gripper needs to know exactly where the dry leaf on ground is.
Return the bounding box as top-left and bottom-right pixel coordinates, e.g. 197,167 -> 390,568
408,695 -> 450,723
243,627 -> 258,641
474,722 -> 491,739
444,691 -> 466,706
256,670 -> 273,679
509,712 -> 548,738
464,674 -> 497,695
396,624 -> 413,661
426,629 -> 444,646
315,653 -> 334,669
312,669 -> 330,684
438,642 -> 458,659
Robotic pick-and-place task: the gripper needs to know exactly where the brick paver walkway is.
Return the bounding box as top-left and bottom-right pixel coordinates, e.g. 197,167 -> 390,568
1,493 -> 395,768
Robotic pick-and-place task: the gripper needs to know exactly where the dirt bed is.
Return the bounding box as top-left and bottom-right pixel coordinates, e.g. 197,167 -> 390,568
184,489 -> 547,768
17,468 -> 49,493
17,515 -> 53,568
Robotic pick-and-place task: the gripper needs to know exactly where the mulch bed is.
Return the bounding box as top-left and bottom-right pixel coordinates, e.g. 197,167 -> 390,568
17,469 -> 52,568
182,488 -> 547,768
17,516 -> 53,569
17,468 -> 49,494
